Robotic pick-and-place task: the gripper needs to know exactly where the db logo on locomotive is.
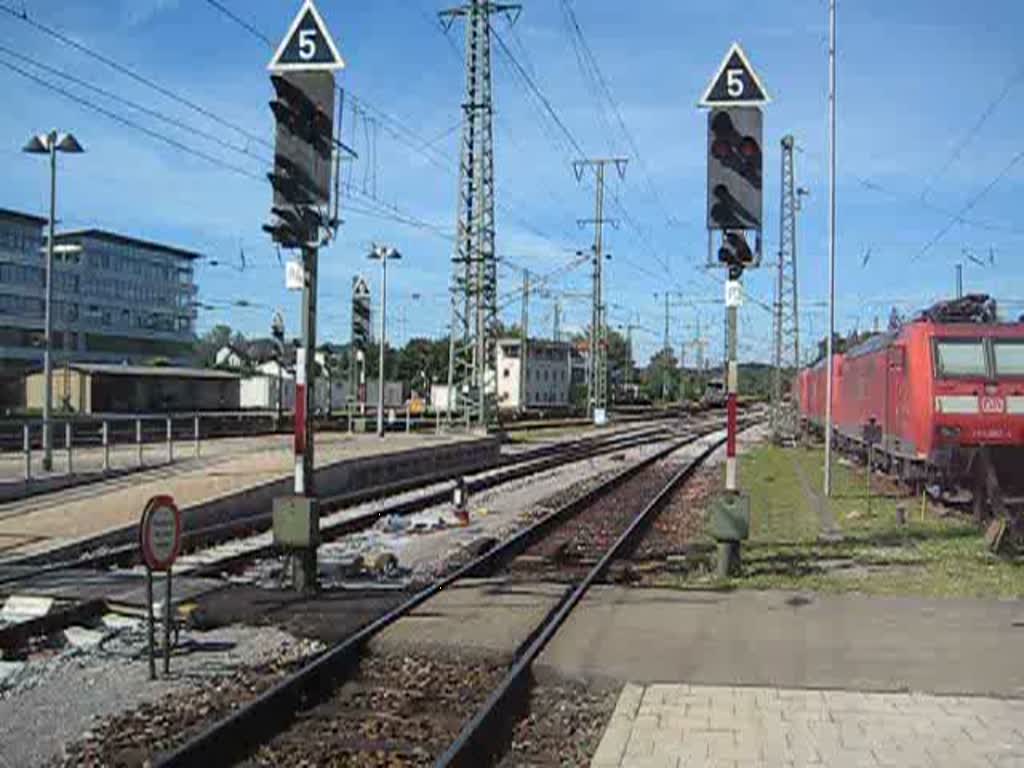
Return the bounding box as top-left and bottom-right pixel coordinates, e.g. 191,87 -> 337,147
979,396 -> 1006,414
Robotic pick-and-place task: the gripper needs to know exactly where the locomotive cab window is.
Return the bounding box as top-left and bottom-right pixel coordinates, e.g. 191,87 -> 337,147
993,341 -> 1024,376
933,339 -> 988,378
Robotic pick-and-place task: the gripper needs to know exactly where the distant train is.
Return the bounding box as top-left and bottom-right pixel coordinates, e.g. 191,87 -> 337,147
796,295 -> 1024,522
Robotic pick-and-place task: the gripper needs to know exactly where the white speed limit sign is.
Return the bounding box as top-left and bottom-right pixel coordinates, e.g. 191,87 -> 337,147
140,495 -> 182,572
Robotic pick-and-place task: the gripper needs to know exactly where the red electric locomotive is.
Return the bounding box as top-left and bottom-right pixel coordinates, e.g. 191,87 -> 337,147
797,296 -> 1024,518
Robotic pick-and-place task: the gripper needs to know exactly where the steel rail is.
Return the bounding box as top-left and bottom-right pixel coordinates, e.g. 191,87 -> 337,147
0,423 -> 672,587
155,421 -> 734,767
435,434 -> 728,767
185,424 -> 678,577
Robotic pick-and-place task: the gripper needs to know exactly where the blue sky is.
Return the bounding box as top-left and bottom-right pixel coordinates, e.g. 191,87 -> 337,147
1,0 -> 1022,366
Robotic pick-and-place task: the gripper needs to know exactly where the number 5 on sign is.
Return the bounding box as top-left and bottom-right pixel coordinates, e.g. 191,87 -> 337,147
726,69 -> 744,98
299,29 -> 317,61
699,42 -> 770,107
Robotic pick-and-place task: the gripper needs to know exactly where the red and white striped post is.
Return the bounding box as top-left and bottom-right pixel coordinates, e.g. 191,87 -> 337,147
294,346 -> 308,494
290,245 -> 319,594
725,294 -> 739,493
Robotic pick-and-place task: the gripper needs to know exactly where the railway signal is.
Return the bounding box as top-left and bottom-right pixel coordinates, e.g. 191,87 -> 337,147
707,108 -> 763,234
718,231 -> 755,278
263,72 -> 335,248
265,0 -> 344,595
351,274 -> 371,413
700,42 -> 770,578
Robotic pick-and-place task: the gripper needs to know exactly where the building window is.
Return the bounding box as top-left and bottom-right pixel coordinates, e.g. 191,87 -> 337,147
0,293 -> 44,318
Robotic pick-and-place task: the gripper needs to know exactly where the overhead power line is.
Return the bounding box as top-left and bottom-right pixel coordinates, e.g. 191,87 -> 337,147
490,22 -> 680,285
557,0 -> 684,232
0,56 -> 266,181
852,172 -> 1024,237
202,0 -> 274,45
0,1 -> 272,150
920,61 -> 1024,202
917,148 -> 1024,259
0,42 -> 269,164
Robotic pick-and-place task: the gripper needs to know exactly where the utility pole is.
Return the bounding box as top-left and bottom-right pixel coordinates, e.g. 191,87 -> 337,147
695,314 -> 706,376
772,135 -> 806,440
22,130 -> 84,472
654,290 -> 684,402
369,245 -> 401,437
442,0 -> 520,431
824,0 -> 838,497
520,268 -> 529,411
618,313 -> 641,393
662,292 -> 670,401
956,263 -> 963,299
662,292 -> 671,354
688,314 -> 709,399
574,157 -> 627,423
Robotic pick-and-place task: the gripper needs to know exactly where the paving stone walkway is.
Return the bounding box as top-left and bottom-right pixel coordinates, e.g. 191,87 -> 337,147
591,683 -> 1024,768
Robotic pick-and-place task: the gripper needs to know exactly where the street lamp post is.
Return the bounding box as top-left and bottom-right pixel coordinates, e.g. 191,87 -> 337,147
368,244 -> 401,437
23,131 -> 84,472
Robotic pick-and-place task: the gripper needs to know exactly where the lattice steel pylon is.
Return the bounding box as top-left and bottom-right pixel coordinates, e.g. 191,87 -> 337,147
441,1 -> 520,430
772,135 -> 805,439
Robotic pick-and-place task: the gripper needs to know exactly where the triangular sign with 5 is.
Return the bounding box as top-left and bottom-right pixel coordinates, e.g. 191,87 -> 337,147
269,0 -> 345,72
699,42 -> 770,107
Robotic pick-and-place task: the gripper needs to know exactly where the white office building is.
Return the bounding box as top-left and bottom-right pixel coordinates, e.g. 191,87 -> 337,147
496,337 -> 577,410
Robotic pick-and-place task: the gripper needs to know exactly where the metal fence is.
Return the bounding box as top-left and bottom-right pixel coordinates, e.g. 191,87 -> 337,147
0,406 -> 457,491
0,411 -> 281,486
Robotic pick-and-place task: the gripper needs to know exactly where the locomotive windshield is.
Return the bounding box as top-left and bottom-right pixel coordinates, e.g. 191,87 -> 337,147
934,339 -> 987,378
993,341 -> 1024,376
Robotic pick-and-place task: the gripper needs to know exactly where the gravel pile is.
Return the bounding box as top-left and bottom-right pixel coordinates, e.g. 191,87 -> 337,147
500,678 -> 620,767
248,651 -> 508,767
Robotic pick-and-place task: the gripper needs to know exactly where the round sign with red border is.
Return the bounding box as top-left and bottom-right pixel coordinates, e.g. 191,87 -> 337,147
140,495 -> 182,571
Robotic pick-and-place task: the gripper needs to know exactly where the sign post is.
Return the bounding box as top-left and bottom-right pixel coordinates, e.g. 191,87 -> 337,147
139,495 -> 181,679
700,42 -> 769,578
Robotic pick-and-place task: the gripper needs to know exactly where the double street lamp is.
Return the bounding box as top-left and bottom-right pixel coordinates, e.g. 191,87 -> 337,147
367,244 -> 401,437
23,131 -> 84,472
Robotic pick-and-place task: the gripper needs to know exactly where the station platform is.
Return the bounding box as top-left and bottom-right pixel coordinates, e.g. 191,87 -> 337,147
0,431 -> 497,563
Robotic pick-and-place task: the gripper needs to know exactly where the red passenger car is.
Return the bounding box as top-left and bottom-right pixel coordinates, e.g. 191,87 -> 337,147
797,296 -> 1024,516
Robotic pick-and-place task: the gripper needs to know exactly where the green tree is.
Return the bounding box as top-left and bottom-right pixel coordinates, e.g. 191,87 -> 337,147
396,337 -> 449,393
641,348 -> 680,403
195,324 -> 233,367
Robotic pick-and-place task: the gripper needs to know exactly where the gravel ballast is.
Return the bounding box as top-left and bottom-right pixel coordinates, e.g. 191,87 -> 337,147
0,620 -> 322,768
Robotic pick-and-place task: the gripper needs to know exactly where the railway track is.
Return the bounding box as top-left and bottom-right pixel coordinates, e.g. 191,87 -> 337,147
0,420 -> 680,590
154,416 -> 749,767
